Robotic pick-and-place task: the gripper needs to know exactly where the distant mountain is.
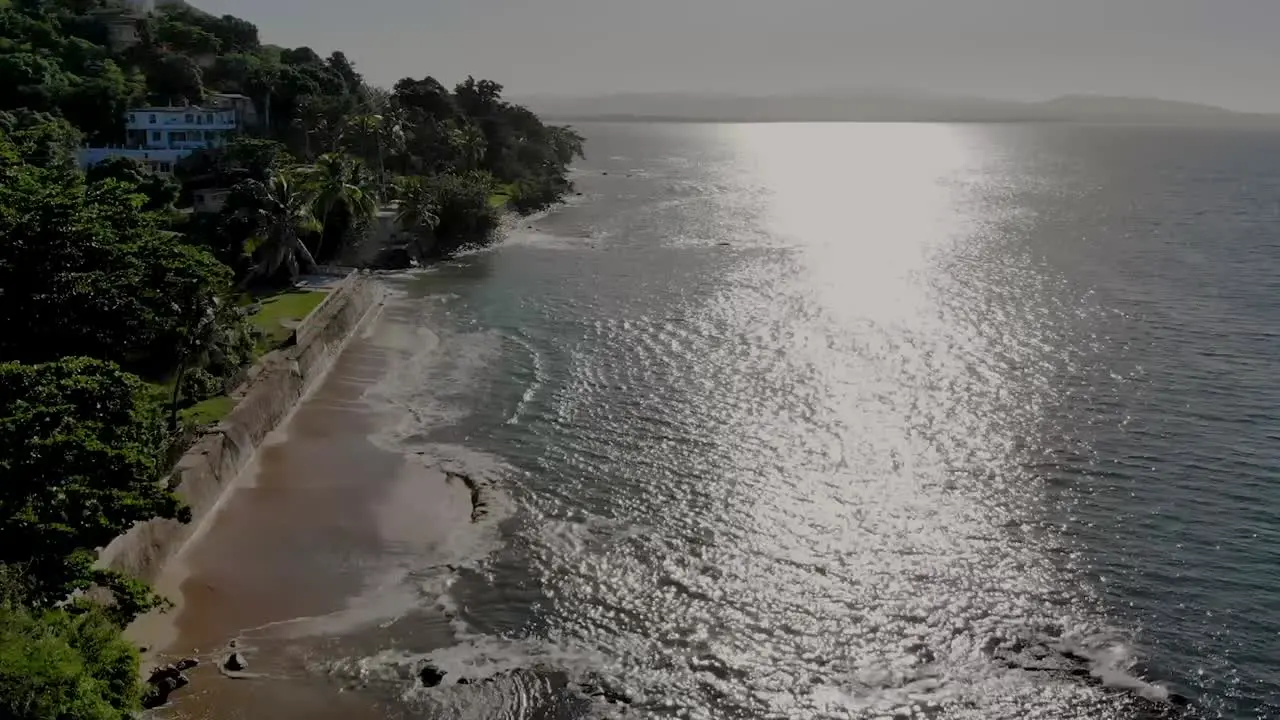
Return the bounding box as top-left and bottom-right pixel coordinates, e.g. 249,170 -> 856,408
517,91 -> 1280,125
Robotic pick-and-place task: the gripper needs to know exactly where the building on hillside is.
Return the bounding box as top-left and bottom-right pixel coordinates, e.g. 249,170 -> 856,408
208,93 -> 260,129
78,104 -> 240,176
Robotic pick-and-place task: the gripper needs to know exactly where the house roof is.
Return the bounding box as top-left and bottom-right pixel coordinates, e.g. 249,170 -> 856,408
130,106 -> 230,114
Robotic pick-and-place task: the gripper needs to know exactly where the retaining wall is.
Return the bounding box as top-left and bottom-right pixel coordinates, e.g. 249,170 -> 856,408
97,273 -> 384,585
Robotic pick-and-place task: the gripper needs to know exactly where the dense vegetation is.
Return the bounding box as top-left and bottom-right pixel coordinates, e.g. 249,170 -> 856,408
0,0 -> 583,715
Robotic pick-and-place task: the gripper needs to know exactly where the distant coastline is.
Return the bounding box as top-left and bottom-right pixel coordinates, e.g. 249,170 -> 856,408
521,92 -> 1280,127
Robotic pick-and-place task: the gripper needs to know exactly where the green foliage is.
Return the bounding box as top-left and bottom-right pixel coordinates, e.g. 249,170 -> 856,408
229,171 -> 321,284
145,51 -> 202,104
178,136 -> 292,188
392,174 -> 440,244
178,394 -> 236,427
0,108 -> 80,167
0,142 -> 231,372
84,155 -> 178,211
0,357 -> 185,609
179,366 -> 220,403
153,6 -> 259,55
0,603 -> 142,720
299,152 -> 376,261
0,3 -> 145,140
396,171 -> 500,257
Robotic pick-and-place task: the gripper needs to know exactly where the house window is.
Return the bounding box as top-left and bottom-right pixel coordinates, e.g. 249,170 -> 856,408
206,113 -> 214,123
128,113 -> 136,123
151,131 -> 161,142
158,162 -> 172,173
149,114 -> 156,124
185,114 -> 194,123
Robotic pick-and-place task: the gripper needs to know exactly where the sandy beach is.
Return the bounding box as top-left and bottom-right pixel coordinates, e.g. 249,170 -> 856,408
137,292 -> 479,719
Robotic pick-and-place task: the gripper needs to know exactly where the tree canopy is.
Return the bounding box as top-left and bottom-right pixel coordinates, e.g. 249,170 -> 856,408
0,134 -> 230,374
0,357 -> 184,609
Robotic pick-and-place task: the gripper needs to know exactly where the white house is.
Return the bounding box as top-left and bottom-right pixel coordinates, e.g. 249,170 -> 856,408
78,103 -> 240,176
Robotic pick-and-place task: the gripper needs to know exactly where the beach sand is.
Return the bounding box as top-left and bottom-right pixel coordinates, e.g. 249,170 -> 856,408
137,296 -> 477,719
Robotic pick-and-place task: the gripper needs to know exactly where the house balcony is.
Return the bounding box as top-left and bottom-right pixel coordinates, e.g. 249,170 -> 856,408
127,119 -> 238,132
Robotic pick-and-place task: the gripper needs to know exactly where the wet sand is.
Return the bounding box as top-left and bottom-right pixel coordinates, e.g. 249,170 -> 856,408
139,298 -> 476,719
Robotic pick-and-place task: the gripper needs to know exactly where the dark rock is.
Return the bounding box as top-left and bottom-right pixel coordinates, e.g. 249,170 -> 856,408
147,658 -> 198,685
224,652 -> 247,672
579,682 -> 633,705
419,664 -> 447,687
373,244 -> 416,270
716,241 -> 731,246
456,678 -> 471,685
601,172 -> 608,175
1168,693 -> 1190,707
141,663 -> 194,709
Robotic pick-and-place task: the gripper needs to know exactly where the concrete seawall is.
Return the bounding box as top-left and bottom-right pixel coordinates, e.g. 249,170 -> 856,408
98,272 -> 385,586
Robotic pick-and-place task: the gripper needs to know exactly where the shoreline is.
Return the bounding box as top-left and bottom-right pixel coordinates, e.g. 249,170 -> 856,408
102,273 -> 385,652
134,279 -> 484,718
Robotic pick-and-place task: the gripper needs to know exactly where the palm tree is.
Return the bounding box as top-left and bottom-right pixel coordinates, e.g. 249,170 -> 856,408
392,176 -> 441,258
237,172 -> 322,284
343,113 -> 386,191
448,122 -> 487,172
298,153 -> 378,261
292,98 -> 346,161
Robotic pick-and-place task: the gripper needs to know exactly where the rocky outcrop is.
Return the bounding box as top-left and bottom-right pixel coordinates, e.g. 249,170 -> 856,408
443,470 -> 489,522
223,652 -> 247,672
142,658 -> 199,709
419,664 -> 447,687
97,273 -> 385,586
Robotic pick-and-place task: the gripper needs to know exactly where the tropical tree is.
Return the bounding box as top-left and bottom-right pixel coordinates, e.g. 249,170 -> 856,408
343,113 -> 381,171
391,175 -> 439,257
0,139 -> 230,373
231,171 -> 321,284
298,152 -> 377,260
0,357 -> 186,611
0,603 -> 146,720
392,175 -> 439,229
393,172 -> 498,257
447,121 -> 486,172
84,156 -> 179,212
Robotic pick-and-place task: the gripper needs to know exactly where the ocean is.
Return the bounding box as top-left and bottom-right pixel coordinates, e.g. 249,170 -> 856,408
165,122 -> 1280,720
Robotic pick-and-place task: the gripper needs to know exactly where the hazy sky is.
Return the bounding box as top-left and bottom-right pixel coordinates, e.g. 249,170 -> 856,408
196,0 -> 1280,111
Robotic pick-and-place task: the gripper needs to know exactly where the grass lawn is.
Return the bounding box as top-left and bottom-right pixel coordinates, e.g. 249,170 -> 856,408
179,395 -> 238,426
249,289 -> 327,355
156,289 -> 327,430
488,183 -> 518,209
